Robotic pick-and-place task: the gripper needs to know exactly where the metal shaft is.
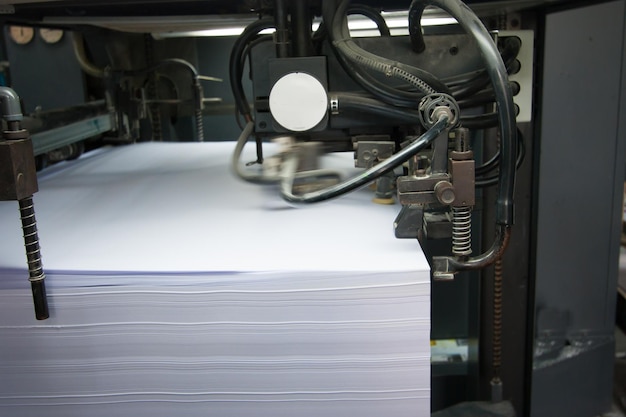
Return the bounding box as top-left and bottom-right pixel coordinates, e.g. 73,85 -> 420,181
19,197 -> 49,320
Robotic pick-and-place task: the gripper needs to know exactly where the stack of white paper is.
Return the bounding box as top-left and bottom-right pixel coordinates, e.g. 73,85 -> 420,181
0,142 -> 431,417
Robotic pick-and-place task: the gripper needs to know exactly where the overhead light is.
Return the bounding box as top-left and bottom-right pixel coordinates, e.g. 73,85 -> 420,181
153,9 -> 457,39
181,27 -> 276,38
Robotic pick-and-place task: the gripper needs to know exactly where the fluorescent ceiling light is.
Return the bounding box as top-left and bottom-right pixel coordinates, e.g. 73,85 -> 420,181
153,9 -> 457,39
187,27 -> 276,37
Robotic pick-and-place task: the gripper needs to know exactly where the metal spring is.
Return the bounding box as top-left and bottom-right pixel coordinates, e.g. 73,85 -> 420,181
493,258 -> 503,376
452,206 -> 472,256
195,108 -> 204,142
18,198 -> 45,282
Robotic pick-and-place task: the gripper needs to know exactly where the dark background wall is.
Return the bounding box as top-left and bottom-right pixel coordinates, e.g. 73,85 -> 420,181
3,26 -> 85,114
196,36 -> 250,141
2,29 -> 249,141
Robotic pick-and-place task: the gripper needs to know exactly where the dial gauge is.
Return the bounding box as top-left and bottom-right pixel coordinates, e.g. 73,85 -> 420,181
39,28 -> 64,44
9,26 -> 34,45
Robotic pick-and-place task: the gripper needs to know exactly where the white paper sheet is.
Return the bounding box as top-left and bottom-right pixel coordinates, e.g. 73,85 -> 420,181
0,142 -> 431,417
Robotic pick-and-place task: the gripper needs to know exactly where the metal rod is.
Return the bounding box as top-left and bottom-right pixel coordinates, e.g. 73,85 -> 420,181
0,86 -> 50,320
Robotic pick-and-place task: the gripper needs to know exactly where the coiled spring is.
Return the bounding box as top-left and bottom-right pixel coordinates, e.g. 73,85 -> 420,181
19,198 -> 45,283
452,206 -> 472,256
195,108 -> 204,142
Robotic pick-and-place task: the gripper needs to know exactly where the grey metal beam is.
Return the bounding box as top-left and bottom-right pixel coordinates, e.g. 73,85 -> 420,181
31,114 -> 113,156
530,1 -> 626,415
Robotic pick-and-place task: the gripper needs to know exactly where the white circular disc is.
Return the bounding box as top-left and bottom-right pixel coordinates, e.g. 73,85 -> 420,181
269,72 -> 328,132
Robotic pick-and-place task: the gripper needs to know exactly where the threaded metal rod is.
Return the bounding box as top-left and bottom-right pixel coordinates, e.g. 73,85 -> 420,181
490,257 -> 504,402
492,257 -> 503,376
19,197 -> 49,320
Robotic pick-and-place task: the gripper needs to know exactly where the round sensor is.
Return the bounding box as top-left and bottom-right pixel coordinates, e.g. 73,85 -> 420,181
269,72 -> 328,132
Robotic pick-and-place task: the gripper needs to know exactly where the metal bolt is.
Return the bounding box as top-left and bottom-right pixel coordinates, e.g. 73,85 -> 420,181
434,181 -> 455,205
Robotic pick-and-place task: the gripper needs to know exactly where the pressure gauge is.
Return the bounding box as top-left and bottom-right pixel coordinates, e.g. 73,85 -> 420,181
8,26 -> 34,45
39,28 -> 64,44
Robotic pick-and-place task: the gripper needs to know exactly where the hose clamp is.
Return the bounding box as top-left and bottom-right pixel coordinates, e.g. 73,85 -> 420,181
418,93 -> 460,128
330,96 -> 339,115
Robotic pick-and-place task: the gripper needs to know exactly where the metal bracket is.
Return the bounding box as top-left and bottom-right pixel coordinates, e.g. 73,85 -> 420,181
432,256 -> 457,281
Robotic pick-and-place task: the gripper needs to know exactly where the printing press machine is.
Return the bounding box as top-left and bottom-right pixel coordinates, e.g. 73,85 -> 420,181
0,0 -> 624,416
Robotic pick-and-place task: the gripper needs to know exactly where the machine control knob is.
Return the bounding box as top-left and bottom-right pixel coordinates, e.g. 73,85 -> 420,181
434,181 -> 456,205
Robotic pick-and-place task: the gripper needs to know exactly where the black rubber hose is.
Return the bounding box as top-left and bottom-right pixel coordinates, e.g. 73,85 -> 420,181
331,53 -> 427,108
476,149 -> 500,175
476,128 -> 525,186
405,0 -> 516,274
229,17 -> 275,121
334,92 -> 496,127
274,0 -> 290,58
292,0 -> 314,57
281,113 -> 452,203
233,121 -> 340,184
460,112 -> 499,129
326,0 -> 448,95
348,5 -> 391,36
313,5 -> 391,46
451,36 -> 521,100
413,0 -> 516,226
240,35 -> 273,71
457,81 -> 520,108
446,225 -> 512,270
318,2 -> 430,107
444,40 -> 519,89
334,93 -> 422,122
316,9 -> 425,108
409,1 -> 427,53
